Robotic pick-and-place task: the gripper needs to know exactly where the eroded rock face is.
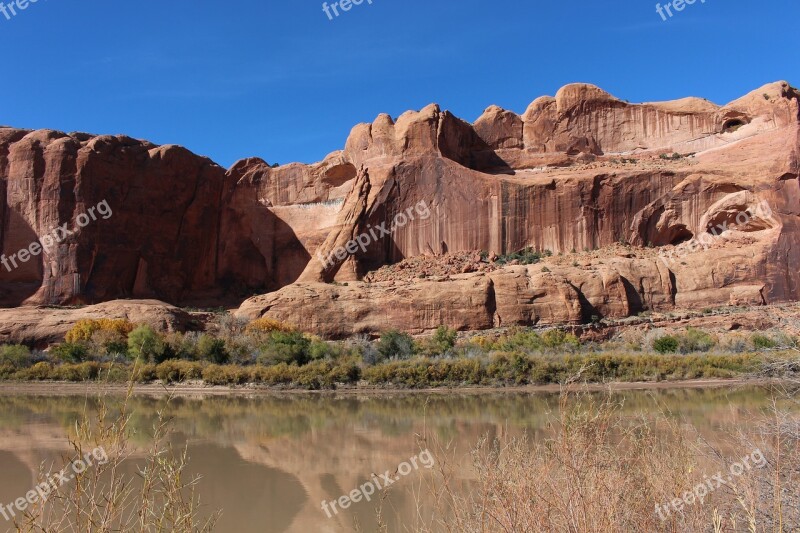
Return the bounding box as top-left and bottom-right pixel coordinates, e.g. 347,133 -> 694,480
237,81 -> 800,336
1,80 -> 799,340
0,131 -> 228,306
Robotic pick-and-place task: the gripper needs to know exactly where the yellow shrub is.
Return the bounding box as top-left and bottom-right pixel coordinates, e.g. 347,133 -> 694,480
469,335 -> 494,350
66,319 -> 135,343
245,317 -> 295,335
202,364 -> 250,386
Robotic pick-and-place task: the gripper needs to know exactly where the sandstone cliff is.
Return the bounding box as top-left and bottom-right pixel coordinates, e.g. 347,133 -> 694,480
1,81 -> 798,339
236,81 -> 800,335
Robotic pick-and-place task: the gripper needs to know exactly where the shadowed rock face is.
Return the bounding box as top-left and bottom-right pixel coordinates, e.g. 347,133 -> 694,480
1,81 -> 799,339
0,131 -> 228,306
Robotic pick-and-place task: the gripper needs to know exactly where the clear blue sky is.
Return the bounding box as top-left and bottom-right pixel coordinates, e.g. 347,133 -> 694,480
1,0 -> 797,168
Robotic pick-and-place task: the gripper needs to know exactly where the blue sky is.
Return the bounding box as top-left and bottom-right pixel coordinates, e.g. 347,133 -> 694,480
1,0 -> 797,168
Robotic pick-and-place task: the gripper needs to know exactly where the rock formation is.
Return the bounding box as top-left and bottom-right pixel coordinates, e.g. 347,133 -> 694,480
236,81 -> 800,336
0,300 -> 194,347
0,131 -> 227,306
1,81 -> 798,340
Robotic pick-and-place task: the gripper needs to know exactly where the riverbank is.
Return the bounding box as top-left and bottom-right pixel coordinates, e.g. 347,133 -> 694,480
2,317 -> 797,393
0,351 -> 772,386
0,376 -> 788,397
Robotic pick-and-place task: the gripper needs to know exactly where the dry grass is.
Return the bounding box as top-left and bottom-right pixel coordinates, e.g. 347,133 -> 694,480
11,363 -> 219,532
406,380 -> 800,533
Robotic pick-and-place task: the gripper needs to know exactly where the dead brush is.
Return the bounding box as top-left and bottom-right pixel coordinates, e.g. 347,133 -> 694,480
710,387 -> 800,532
11,362 -> 219,532
407,382 -> 800,533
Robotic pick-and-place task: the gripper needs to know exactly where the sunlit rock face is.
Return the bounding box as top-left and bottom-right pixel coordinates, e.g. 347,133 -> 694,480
2,82 -> 799,338
238,81 -> 800,336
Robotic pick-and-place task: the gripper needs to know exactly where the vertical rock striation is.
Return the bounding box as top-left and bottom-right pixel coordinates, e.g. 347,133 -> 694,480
1,81 -> 799,339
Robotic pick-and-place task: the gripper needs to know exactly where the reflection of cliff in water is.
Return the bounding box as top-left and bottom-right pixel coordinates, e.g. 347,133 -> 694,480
0,387 -> 790,532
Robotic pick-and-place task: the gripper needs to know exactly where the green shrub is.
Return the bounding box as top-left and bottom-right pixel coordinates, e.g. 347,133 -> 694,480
294,361 -> 336,389
362,357 -> 514,387
419,326 -> 458,356
258,331 -> 312,365
448,359 -> 483,384
197,335 -> 229,364
0,363 -> 16,379
328,361 -> 361,384
50,342 -> 89,363
105,340 -> 129,356
160,332 -> 202,360
494,329 -> 580,353
377,330 -> 415,360
0,344 -> 32,368
104,365 -> 131,383
362,361 -> 429,387
296,359 -> 360,388
309,339 -> 340,361
78,362 -> 103,380
431,326 -> 458,354
201,364 -> 226,385
12,350 -> 752,388
677,328 -> 716,353
418,359 -> 483,385
127,325 -> 165,363
497,330 -> 542,353
496,247 -> 542,266
752,334 -> 777,350
653,336 -> 679,354
528,359 -> 561,384
90,329 -> 129,358
487,353 -> 533,384
541,330 -> 580,350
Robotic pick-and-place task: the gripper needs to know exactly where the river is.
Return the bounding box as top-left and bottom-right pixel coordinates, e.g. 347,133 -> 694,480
0,385 -> 787,532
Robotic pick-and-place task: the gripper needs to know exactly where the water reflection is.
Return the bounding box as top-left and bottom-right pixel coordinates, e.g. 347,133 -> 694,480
0,386 -> 791,532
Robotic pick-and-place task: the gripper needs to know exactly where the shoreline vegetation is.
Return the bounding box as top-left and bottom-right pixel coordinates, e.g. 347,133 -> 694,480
0,316 -> 798,390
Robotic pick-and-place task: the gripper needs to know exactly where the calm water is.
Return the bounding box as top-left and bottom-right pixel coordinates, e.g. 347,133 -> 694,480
0,386 -> 786,532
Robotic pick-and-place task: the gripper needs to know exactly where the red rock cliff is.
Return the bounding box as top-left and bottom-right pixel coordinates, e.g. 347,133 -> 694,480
1,81 -> 798,337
